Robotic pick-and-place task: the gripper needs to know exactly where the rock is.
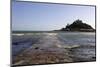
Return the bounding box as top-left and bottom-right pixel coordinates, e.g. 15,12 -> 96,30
34,47 -> 39,49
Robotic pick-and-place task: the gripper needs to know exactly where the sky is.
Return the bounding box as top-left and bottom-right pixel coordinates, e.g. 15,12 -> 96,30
12,1 -> 95,31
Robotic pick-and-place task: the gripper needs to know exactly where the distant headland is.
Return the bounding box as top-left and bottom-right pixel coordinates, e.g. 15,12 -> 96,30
54,19 -> 95,32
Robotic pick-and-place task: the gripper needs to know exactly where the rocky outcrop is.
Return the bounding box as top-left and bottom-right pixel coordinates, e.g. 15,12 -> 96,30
60,19 -> 95,32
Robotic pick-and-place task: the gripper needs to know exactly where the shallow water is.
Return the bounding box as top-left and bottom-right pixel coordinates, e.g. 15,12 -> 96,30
12,33 -> 43,56
57,32 -> 96,61
12,32 -> 96,63
57,32 -> 95,46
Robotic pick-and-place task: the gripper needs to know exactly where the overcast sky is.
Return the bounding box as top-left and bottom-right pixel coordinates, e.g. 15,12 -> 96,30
12,1 -> 95,31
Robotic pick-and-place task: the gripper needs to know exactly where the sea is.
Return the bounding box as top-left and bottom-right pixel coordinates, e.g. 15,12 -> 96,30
12,31 -> 96,62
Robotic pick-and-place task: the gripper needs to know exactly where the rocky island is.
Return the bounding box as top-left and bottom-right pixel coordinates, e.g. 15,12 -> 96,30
55,19 -> 95,32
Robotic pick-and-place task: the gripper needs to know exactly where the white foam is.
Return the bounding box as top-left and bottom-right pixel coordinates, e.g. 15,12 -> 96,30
12,34 -> 24,36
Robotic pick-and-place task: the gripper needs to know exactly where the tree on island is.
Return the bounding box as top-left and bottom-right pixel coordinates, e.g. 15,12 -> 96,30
60,19 -> 95,32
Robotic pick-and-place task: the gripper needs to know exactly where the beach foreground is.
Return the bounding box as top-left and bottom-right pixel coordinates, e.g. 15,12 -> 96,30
12,32 -> 96,66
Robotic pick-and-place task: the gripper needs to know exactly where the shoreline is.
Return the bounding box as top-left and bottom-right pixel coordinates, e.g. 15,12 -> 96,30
12,31 -> 95,34
12,32 -> 96,66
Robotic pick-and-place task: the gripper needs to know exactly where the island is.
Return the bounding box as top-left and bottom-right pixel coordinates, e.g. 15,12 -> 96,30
55,19 -> 95,32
